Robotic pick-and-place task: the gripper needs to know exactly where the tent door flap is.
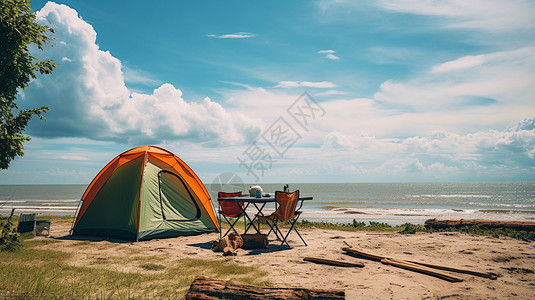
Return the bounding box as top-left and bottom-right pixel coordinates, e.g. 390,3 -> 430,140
158,170 -> 201,222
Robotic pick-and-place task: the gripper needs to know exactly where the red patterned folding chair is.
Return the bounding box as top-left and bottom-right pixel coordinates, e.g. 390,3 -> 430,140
217,191 -> 246,239
259,190 -> 307,248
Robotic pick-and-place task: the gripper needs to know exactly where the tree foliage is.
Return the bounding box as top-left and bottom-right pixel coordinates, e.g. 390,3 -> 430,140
0,0 -> 55,169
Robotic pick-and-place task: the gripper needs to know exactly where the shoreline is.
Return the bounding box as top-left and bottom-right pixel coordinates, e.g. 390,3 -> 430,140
1,182 -> 533,226
2,206 -> 535,226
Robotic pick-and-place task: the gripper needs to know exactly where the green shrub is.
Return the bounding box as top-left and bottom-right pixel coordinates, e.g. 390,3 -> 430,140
352,220 -> 366,228
427,225 -> 535,241
368,221 -> 393,229
0,218 -> 23,252
399,223 -> 425,234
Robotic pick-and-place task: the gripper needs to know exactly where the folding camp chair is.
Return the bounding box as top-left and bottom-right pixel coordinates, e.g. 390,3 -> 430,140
217,192 -> 246,239
258,190 -> 307,248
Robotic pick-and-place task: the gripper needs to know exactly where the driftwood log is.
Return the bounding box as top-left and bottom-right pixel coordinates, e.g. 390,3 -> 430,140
304,257 -> 364,268
185,276 -> 345,300
342,247 -> 497,281
425,219 -> 535,231
381,259 -> 463,282
211,232 -> 243,256
241,233 -> 269,249
342,247 -> 384,261
403,259 -> 498,279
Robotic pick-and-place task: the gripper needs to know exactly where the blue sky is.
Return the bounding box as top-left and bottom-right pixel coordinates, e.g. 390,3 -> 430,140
1,0 -> 534,184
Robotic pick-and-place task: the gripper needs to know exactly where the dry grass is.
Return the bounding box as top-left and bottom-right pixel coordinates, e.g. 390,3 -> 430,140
0,229 -> 270,299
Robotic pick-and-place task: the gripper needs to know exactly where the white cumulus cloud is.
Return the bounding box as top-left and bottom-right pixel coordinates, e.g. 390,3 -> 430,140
317,117 -> 535,180
22,3 -> 261,146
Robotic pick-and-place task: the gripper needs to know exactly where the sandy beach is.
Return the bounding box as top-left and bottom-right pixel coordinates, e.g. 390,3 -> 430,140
38,222 -> 535,299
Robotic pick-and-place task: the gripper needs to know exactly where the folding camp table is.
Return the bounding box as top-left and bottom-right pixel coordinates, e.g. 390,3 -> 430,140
217,194 -> 313,235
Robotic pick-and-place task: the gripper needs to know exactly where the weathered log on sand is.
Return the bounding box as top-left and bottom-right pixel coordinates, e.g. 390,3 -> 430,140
381,259 -> 463,282
211,232 -> 243,256
304,257 -> 365,268
342,247 -> 462,282
405,260 -> 498,280
341,247 -> 385,261
241,233 -> 269,249
185,276 -> 345,300
342,247 -> 497,280
425,219 -> 535,231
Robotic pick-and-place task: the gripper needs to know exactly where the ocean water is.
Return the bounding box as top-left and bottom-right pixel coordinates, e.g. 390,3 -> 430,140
1,182 -> 534,225
0,184 -> 83,217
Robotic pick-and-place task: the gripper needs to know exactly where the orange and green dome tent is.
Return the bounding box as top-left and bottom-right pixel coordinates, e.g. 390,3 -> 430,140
71,145 -> 219,241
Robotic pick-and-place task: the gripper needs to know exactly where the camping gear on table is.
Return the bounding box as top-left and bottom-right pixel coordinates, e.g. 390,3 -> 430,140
283,184 -> 289,193
248,185 -> 262,197
71,145 -> 219,241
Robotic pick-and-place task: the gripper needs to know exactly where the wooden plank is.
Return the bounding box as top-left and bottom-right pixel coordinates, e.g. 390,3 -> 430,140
342,247 -> 496,280
425,219 -> 535,231
406,260 -> 498,280
185,276 -> 345,300
304,257 -> 365,268
382,259 -> 463,282
341,247 -> 385,261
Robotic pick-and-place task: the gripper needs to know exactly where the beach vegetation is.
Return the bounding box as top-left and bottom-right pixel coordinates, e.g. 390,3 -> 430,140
268,219 -> 530,240
0,217 -> 22,252
399,222 -> 426,234
296,219 -> 400,232
0,0 -> 55,169
0,232 -> 270,299
427,225 -> 535,241
140,263 -> 166,271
